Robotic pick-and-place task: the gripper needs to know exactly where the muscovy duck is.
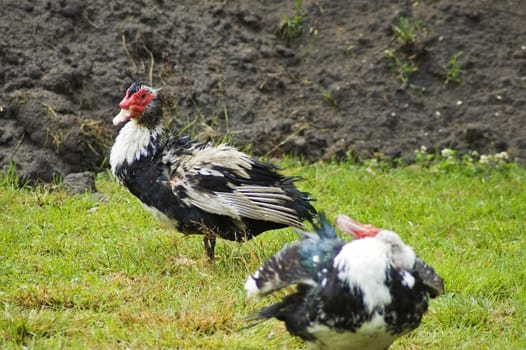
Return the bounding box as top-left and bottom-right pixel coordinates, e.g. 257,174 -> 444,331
109,82 -> 317,260
244,214 -> 444,350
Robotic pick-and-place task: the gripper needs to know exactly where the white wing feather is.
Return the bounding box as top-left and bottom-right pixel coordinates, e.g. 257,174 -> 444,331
164,144 -> 304,227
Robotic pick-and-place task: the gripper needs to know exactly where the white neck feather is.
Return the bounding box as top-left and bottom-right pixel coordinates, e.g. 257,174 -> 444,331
376,230 -> 416,270
110,120 -> 163,176
333,234 -> 416,312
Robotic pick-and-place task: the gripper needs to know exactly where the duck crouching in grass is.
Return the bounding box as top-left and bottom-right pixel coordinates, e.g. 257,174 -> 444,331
244,213 -> 444,350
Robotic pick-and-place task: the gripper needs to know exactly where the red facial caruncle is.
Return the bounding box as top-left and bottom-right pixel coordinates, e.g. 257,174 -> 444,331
119,87 -> 154,115
113,86 -> 154,126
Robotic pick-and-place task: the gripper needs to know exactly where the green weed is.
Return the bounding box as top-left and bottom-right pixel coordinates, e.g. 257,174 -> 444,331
445,52 -> 463,85
1,160 -> 20,188
385,48 -> 419,86
319,87 -> 339,107
278,0 -> 305,43
414,146 -> 513,175
344,44 -> 355,57
173,99 -> 234,146
392,17 -> 421,46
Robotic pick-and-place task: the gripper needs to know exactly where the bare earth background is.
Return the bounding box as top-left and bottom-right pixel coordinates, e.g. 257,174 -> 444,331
1,0 -> 525,183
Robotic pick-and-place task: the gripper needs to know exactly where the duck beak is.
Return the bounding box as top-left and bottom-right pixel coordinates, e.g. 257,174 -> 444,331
335,214 -> 381,238
113,109 -> 132,126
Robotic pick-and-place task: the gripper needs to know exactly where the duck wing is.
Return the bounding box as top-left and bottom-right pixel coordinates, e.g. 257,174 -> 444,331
245,214 -> 344,298
160,138 -> 314,229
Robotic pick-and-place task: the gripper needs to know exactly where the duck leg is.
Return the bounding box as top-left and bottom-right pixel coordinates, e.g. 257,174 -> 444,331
203,236 -> 216,261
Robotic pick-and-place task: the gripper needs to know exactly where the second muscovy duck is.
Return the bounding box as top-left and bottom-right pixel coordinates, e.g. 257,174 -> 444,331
109,82 -> 316,260
244,214 -> 444,350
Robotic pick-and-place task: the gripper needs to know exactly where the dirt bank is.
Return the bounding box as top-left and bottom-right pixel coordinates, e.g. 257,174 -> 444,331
1,0 -> 524,183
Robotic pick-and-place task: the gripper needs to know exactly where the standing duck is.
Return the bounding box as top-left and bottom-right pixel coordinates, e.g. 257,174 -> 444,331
109,82 -> 317,260
244,214 -> 444,350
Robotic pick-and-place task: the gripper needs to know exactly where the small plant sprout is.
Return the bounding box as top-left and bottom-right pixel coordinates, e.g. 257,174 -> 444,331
385,49 -> 418,86
392,17 -> 421,46
445,52 -> 463,85
345,44 -> 355,56
319,87 -> 339,107
278,0 -> 305,43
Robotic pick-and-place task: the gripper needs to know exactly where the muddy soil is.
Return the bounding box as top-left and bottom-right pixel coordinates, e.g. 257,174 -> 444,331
1,0 -> 525,183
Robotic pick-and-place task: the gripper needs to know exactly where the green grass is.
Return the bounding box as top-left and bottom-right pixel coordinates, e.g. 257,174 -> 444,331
1,158 -> 525,349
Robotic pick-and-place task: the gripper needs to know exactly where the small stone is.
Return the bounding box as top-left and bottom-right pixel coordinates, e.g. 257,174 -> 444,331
62,172 -> 97,194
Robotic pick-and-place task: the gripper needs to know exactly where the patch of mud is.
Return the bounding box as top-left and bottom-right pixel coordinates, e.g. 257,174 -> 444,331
1,0 -> 524,183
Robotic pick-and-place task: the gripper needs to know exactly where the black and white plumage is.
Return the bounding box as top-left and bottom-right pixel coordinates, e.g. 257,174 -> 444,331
109,82 -> 316,260
244,214 -> 444,350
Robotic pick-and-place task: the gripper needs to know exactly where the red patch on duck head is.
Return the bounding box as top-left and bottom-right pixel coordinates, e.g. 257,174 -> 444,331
119,87 -> 154,118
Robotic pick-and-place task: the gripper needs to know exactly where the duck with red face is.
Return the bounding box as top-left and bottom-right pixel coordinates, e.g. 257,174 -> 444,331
245,214 -> 444,350
109,82 -> 317,260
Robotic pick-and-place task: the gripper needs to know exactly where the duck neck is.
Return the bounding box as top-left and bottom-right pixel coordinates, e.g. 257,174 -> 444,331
110,119 -> 163,178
